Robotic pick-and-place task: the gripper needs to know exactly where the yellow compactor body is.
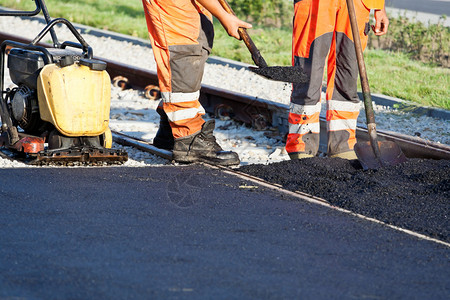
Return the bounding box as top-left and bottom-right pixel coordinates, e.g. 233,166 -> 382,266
37,61 -> 111,142
1,13 -> 127,164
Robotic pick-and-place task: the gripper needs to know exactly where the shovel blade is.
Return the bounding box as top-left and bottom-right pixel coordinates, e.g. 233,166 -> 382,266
249,66 -> 309,84
354,141 -> 407,170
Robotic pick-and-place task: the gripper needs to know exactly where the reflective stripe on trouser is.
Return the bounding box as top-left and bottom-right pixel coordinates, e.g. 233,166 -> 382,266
142,0 -> 213,138
286,102 -> 321,155
326,100 -> 360,155
287,0 -> 370,156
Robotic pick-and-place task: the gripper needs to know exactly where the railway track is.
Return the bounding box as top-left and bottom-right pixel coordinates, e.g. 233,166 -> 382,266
0,31 -> 449,161
102,54 -> 450,160
107,62 -> 450,160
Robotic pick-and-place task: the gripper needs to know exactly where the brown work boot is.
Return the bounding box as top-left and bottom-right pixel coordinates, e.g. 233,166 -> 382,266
172,120 -> 240,166
329,150 -> 358,160
153,106 -> 174,150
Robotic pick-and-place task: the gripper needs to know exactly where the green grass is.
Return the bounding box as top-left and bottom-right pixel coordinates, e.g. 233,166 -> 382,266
1,0 -> 149,37
364,50 -> 450,109
1,0 -> 449,109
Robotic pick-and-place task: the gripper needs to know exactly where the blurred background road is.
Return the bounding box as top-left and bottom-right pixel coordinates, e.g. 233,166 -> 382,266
386,0 -> 450,26
387,0 -> 450,15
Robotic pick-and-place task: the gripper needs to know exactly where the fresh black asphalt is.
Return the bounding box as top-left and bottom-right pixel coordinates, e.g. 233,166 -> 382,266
0,165 -> 448,299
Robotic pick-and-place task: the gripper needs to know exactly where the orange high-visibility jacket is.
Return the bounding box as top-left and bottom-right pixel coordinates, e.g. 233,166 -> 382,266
361,0 -> 384,9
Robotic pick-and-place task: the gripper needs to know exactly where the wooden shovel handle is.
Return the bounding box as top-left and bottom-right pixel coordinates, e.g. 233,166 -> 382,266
346,0 -> 382,159
346,0 -> 375,124
217,0 -> 267,67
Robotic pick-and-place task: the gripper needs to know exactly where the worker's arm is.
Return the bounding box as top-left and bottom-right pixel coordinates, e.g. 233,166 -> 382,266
372,7 -> 389,36
196,0 -> 252,39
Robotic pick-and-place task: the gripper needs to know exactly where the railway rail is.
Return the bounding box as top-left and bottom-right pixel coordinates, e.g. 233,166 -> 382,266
0,31 -> 449,161
106,62 -> 450,160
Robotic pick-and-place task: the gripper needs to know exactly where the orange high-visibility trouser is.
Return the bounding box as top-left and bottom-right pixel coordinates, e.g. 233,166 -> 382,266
287,0 -> 372,156
142,0 -> 213,139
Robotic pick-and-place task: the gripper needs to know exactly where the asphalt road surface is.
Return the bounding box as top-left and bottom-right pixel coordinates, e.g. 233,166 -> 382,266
0,166 -> 448,299
386,0 -> 450,16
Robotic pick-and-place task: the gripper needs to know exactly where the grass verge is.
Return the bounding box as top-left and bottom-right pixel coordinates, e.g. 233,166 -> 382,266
365,50 -> 449,109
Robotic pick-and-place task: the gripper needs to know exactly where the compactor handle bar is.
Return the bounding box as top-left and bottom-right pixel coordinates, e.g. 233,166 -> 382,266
0,17 -> 94,95
0,0 -> 93,57
0,0 -> 58,47
0,0 -> 66,49
32,18 -> 93,59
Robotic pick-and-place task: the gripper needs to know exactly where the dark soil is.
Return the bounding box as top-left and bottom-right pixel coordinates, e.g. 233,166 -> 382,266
239,158 -> 450,243
250,66 -> 309,84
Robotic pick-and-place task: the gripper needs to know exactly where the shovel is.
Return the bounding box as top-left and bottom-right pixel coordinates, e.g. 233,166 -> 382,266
217,0 -> 308,84
346,0 -> 406,170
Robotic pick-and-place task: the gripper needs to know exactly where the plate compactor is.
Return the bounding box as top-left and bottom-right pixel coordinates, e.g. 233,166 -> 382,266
0,0 -> 127,165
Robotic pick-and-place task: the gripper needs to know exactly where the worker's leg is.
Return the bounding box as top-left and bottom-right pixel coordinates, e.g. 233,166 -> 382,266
287,0 -> 336,159
142,0 -> 212,139
153,101 -> 174,150
142,0 -> 239,165
325,0 -> 370,159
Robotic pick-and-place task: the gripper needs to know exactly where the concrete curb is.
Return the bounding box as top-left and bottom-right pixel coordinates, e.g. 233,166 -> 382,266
3,7 -> 449,121
367,93 -> 450,120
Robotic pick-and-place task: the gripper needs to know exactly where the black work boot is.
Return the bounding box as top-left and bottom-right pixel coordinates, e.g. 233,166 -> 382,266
172,120 -> 240,166
153,106 -> 174,150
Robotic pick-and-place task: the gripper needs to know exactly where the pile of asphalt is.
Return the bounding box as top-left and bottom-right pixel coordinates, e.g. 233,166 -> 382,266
250,65 -> 309,84
239,157 -> 450,243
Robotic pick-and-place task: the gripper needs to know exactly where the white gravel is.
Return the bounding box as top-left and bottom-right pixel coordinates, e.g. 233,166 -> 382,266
0,16 -> 448,168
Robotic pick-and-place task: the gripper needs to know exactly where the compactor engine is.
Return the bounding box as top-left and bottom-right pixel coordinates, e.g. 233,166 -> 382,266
0,0 -> 127,164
